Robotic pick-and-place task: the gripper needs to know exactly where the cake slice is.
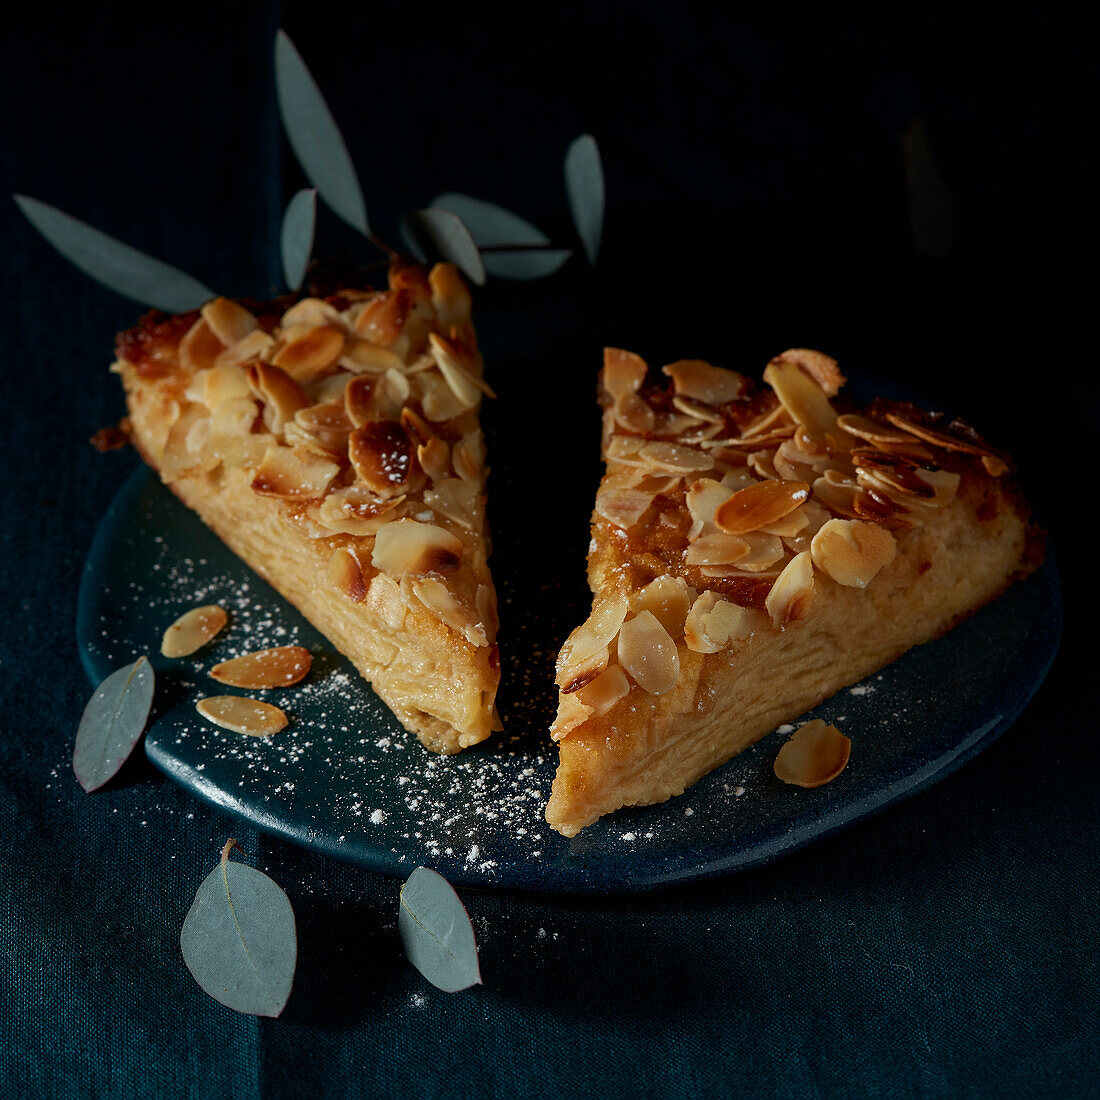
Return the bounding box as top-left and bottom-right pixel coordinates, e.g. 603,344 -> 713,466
114,261 -> 499,753
546,347 -> 1041,835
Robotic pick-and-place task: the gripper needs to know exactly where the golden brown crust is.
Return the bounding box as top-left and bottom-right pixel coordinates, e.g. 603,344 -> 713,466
116,261 -> 499,753
547,347 -> 1042,835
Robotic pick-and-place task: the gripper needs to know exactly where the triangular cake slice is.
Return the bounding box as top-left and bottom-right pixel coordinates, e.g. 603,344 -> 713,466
114,261 -> 499,753
546,347 -> 1041,834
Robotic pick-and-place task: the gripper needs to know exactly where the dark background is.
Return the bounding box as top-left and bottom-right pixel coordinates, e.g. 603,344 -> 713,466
2,3 -> 1096,1098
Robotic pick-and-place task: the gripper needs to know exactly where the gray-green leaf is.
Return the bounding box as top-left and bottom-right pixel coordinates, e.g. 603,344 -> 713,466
73,656 -> 155,792
181,841 -> 297,1018
431,193 -> 571,279
15,196 -> 214,312
564,134 -> 605,265
399,867 -> 482,992
400,209 -> 486,287
275,30 -> 369,237
280,188 -> 316,290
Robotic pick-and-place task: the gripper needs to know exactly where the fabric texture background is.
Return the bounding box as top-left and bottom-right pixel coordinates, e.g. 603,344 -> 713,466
1,4 -> 1096,1097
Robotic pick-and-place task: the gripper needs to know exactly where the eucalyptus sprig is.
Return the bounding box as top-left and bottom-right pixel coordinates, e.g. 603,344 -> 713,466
274,29 -> 604,286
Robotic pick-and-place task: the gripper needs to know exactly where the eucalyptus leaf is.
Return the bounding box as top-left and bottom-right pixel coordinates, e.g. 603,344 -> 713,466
14,196 -> 214,312
399,867 -> 482,992
564,134 -> 605,265
400,209 -> 486,286
280,188 -> 316,290
72,656 -> 155,792
275,30 -> 369,237
181,840 -> 297,1018
431,193 -> 570,279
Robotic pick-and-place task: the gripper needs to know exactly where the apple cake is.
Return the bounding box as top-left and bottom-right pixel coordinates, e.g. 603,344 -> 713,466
546,347 -> 1041,835
113,261 -> 499,753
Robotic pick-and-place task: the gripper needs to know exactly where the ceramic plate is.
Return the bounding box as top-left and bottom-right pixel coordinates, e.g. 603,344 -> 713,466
78,462 -> 1060,894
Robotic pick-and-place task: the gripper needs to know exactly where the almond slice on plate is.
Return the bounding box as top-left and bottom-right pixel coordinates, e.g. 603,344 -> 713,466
209,646 -> 312,688
161,604 -> 228,658
196,696 -> 289,736
773,719 -> 851,787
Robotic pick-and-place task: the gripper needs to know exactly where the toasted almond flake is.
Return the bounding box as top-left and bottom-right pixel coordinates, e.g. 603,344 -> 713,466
215,329 -> 275,368
633,576 -> 694,638
915,467 -> 961,503
758,506 -> 810,537
424,477 -> 479,529
662,359 -> 745,405
638,441 -> 715,474
671,395 -> 725,424
340,338 -> 406,374
741,402 -> 793,439
812,473 -> 861,517
208,397 -> 267,468
367,573 -> 409,631
429,332 -> 496,406
280,297 -> 345,330
684,592 -> 767,653
418,437 -> 451,482
429,263 -> 472,326
617,611 -> 679,695
614,393 -> 657,433
400,406 -> 435,445
765,550 -> 814,627
419,369 -> 468,421
411,577 -> 488,647
371,519 -> 463,577
294,401 -> 353,451
575,664 -> 630,716
201,298 -> 258,348
452,432 -> 486,482
763,354 -> 839,436
595,487 -> 654,529
476,584 -> 499,634
344,374 -> 376,428
250,444 -> 340,499
179,317 -> 224,372
349,421 -> 414,494
355,288 -> 411,346
271,324 -> 345,383
328,547 -> 367,602
198,363 -> 253,408
247,361 -> 308,434
196,696 -> 288,736
210,645 -> 312,689
685,532 -> 752,566
774,719 -> 851,787
714,479 -> 809,534
747,450 -> 781,480
161,604 -> 228,657
770,349 -> 845,397
556,596 -> 629,690
317,488 -> 405,535
603,348 -> 647,398
811,518 -> 897,587
684,479 -> 736,533
883,412 -> 1008,475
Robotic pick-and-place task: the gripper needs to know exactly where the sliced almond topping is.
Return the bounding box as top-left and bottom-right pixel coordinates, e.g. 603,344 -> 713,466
371,519 -> 463,577
758,506 -> 809,538
161,604 -> 228,658
614,393 -> 657,433
774,719 -> 851,787
271,324 -> 345,383
714,479 -> 809,534
328,547 -> 367,602
662,359 -> 745,406
452,432 -> 486,483
763,354 -> 839,436
196,696 -> 289,737
202,298 -> 258,348
595,487 -> 654,530
747,450 -> 781,481
179,317 -> 224,372
367,573 -> 409,631
215,329 -> 275,368
295,401 -> 353,451
574,664 -> 630,716
429,331 -> 496,407
199,363 -> 253,408
247,361 -> 308,434
556,596 -> 629,691
632,575 -> 694,639
210,646 -> 312,689
344,374 -> 376,428
208,397 -> 267,468
769,349 -> 845,397
812,473 -> 861,517
424,477 -> 480,529
638,441 -> 715,474
765,550 -> 815,628
411,577 -> 488,647
684,532 -> 752,566
603,348 -> 647,398
349,421 -> 414,494
883,413 -> 1008,475
671,395 -> 725,424
280,297 -> 345,330
811,518 -> 897,588
617,610 -> 679,695
317,487 -> 405,535
419,368 -> 468,421
915,467 -> 961,503
684,592 -> 767,653
429,263 -> 472,326
418,437 -> 451,482
355,288 -> 411,346
250,444 -> 340,499
340,338 -> 406,374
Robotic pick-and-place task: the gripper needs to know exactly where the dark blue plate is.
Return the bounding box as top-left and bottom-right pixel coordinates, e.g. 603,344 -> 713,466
78,465 -> 1060,894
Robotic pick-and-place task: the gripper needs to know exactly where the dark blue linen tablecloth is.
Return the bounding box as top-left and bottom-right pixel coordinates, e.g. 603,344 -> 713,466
2,5 -> 1096,1097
